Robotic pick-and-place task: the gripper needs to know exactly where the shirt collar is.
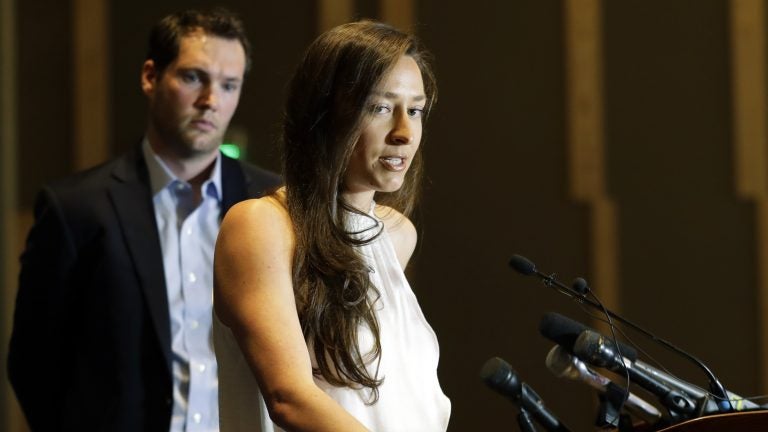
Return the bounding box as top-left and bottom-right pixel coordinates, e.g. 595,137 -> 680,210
142,138 -> 222,200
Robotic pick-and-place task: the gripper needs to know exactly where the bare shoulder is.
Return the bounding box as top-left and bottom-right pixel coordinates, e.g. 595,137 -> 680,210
223,193 -> 288,225
214,193 -> 295,325
220,191 -> 292,243
374,205 -> 417,269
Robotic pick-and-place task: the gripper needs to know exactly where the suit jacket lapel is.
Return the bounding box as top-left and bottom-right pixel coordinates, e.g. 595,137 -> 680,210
220,154 -> 249,218
107,148 -> 172,373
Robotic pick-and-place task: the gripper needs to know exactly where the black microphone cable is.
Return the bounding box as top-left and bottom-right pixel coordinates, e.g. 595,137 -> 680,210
567,276 -> 632,415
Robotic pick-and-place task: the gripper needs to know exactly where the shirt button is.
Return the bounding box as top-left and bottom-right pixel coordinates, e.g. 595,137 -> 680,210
198,363 -> 207,373
188,272 -> 197,283
193,413 -> 202,424
185,227 -> 193,236
189,320 -> 199,329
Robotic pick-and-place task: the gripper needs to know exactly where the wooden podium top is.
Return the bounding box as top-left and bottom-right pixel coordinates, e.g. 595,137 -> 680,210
656,410 -> 768,432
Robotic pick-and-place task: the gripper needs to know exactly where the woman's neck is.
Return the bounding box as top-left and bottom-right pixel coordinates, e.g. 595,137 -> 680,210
341,189 -> 375,212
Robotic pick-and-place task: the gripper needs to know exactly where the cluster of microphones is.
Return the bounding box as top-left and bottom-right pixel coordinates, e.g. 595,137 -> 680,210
480,254 -> 766,432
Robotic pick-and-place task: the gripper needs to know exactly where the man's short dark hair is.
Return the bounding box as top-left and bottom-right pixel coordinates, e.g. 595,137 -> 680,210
146,8 -> 251,75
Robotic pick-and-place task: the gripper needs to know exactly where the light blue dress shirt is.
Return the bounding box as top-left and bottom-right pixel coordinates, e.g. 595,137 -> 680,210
143,140 -> 221,432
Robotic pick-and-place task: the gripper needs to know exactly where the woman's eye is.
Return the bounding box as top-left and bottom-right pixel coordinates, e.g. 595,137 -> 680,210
222,82 -> 240,92
408,108 -> 424,118
372,104 -> 391,114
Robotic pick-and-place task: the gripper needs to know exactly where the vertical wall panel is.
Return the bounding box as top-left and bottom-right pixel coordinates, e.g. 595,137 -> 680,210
730,0 -> 768,393
72,0 -> 111,169
564,0 -> 620,314
1,0 -> 22,429
318,0 -> 353,32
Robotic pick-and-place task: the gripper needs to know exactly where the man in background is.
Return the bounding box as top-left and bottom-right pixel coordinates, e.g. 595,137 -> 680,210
8,9 -> 280,431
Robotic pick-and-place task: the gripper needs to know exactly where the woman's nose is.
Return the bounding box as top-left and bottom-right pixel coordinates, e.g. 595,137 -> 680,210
389,111 -> 413,145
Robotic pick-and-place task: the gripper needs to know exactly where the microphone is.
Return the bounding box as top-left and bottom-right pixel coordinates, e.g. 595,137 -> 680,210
630,361 -> 760,413
545,345 -> 663,425
574,330 -> 697,416
512,254 -> 733,412
571,277 -> 590,296
480,357 -> 571,432
509,255 -> 579,300
539,312 -> 638,361
540,313 -> 759,414
509,254 -> 537,275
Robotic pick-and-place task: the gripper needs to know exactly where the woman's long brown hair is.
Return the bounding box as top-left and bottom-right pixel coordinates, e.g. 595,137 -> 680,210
280,20 -> 437,402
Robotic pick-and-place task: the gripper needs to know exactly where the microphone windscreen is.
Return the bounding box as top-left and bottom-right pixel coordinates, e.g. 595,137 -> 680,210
539,312 -> 638,362
539,312 -> 588,353
509,254 -> 536,275
480,357 -> 521,400
572,277 -> 589,295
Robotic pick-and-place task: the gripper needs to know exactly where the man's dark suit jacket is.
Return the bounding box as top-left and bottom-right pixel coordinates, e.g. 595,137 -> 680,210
8,145 -> 281,431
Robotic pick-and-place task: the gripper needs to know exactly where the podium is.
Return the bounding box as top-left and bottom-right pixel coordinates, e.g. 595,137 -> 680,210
656,410 -> 768,431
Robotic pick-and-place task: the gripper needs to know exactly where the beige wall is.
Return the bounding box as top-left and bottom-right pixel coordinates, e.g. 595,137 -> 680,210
1,0 -> 20,430
4,0 -> 767,430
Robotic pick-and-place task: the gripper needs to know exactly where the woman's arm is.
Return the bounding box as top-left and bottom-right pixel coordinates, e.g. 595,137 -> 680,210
214,197 -> 370,432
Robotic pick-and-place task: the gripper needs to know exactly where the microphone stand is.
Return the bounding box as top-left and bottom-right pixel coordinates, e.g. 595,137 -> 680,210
517,408 -> 538,432
509,255 -> 733,413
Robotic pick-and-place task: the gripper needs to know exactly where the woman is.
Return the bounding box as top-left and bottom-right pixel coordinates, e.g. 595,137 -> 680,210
213,20 -> 450,431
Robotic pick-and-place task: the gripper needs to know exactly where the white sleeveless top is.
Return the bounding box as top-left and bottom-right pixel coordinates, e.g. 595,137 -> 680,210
214,207 -> 451,431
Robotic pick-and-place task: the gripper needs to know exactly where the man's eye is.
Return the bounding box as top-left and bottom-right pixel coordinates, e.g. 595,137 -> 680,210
181,73 -> 200,83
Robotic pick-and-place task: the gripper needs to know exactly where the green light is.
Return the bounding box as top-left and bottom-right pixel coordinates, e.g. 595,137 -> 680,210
220,143 -> 241,159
